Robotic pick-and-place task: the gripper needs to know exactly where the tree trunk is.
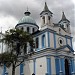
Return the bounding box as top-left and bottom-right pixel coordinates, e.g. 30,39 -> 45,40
12,63 -> 15,75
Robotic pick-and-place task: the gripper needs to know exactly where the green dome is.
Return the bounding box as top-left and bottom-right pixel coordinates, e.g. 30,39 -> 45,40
18,16 -> 37,25
16,10 -> 39,28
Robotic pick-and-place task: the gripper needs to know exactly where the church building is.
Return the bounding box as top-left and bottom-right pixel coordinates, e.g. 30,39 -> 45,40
0,2 -> 75,75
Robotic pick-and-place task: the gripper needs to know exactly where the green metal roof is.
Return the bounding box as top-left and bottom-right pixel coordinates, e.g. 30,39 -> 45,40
17,10 -> 38,27
18,16 -> 37,25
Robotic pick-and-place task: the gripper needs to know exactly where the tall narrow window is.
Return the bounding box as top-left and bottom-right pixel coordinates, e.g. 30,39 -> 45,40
48,16 -> 50,24
42,35 -> 45,48
35,38 -> 39,48
33,28 -> 35,33
21,27 -> 23,30
43,16 -> 45,24
27,27 -> 29,33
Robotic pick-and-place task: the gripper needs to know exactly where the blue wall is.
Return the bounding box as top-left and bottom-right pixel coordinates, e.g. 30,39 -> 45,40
33,59 -> 36,74
55,58 -> 60,75
66,36 -> 68,45
70,37 -> 73,48
46,58 -> 51,75
71,59 -> 75,73
20,63 -> 24,75
2,64 -> 6,75
54,33 -> 56,48
48,32 -> 50,48
42,34 -> 45,48
60,58 -> 65,74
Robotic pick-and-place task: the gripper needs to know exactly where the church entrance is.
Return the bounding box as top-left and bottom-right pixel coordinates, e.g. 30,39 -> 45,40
65,59 -> 70,75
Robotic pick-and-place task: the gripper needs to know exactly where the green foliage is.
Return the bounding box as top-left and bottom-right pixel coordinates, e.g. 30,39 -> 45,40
0,52 -> 17,67
1,28 -> 34,54
0,28 -> 34,68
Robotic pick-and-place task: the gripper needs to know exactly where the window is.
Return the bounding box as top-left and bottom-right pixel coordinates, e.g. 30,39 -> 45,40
33,28 -> 35,33
35,38 -> 39,48
43,16 -> 45,24
60,40 -> 62,44
59,28 -> 61,34
48,16 -> 50,20
21,27 -> 23,30
27,27 -> 29,33
48,16 -> 50,23
67,25 -> 69,28
42,35 -> 45,48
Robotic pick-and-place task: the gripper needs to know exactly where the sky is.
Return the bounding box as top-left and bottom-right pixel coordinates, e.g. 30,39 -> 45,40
0,0 -> 75,50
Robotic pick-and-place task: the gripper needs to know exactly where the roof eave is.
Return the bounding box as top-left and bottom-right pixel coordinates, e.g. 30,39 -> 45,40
15,22 -> 39,29
40,10 -> 53,15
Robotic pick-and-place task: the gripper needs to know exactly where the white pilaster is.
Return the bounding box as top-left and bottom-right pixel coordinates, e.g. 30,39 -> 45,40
45,15 -> 48,25
41,17 -> 44,27
51,56 -> 56,75
50,17 -> 53,26
24,27 -> 27,32
30,27 -> 32,34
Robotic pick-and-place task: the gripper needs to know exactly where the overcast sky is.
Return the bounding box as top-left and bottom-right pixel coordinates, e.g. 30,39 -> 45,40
0,0 -> 75,50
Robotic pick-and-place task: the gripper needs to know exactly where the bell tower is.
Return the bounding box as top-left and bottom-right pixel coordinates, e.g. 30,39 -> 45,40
58,12 -> 70,33
40,2 -> 53,29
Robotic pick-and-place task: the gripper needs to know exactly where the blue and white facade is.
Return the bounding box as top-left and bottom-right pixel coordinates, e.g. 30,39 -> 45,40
1,2 -> 75,75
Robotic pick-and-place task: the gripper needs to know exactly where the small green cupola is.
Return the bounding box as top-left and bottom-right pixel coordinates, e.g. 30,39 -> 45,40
24,9 -> 31,16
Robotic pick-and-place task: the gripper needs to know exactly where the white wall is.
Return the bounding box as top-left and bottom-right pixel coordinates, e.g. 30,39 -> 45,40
51,56 -> 56,75
56,35 -> 66,48
50,33 -> 54,48
36,57 -> 47,75
24,60 -> 33,75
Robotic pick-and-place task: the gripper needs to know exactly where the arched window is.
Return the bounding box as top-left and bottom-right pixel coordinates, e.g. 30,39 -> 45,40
27,27 -> 29,33
33,28 -> 35,33
43,16 -> 45,24
42,35 -> 45,48
35,37 -> 39,48
48,16 -> 50,24
21,27 -> 23,30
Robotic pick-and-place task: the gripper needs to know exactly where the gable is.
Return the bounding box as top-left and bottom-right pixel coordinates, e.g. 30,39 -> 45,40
56,44 -> 74,52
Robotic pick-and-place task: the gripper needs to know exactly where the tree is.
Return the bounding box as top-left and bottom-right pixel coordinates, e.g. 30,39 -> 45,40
0,28 -> 34,75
